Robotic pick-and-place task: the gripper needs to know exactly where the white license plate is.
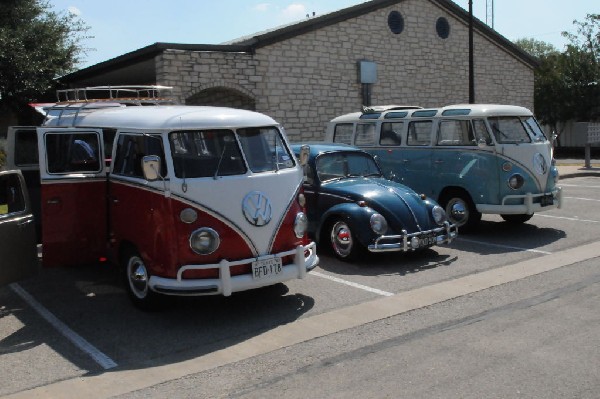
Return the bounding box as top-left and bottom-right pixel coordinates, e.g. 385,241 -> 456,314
252,257 -> 282,280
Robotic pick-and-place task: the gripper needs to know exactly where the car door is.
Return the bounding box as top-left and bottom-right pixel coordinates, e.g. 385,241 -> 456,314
37,127 -> 107,267
0,170 -> 38,286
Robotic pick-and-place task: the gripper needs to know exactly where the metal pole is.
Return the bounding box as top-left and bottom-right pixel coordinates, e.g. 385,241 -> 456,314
469,0 -> 475,104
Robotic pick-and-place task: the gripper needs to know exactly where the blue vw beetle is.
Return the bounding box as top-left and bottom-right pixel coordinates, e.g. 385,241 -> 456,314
292,143 -> 457,261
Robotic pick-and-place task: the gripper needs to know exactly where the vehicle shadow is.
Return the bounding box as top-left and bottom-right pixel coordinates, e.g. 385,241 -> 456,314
316,247 -> 458,278
454,219 -> 567,255
0,263 -> 315,382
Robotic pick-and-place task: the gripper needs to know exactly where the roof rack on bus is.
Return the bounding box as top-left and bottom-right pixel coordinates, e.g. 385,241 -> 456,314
42,85 -> 176,127
56,85 -> 175,105
361,105 -> 423,114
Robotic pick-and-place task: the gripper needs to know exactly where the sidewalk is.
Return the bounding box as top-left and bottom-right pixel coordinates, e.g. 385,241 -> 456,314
556,159 -> 600,179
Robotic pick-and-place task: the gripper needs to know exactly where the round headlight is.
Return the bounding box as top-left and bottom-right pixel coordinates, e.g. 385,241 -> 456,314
508,173 -> 524,190
431,205 -> 447,225
370,213 -> 388,235
190,228 -> 220,255
294,212 -> 308,238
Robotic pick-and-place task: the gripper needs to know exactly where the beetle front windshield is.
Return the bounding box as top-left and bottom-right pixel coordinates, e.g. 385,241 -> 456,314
488,117 -> 532,144
316,152 -> 382,182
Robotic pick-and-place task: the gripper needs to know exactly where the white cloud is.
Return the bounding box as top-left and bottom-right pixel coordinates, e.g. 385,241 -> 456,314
281,3 -> 307,20
253,3 -> 270,12
67,6 -> 81,16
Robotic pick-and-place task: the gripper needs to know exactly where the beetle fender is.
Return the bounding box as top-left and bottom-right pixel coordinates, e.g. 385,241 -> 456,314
317,203 -> 377,246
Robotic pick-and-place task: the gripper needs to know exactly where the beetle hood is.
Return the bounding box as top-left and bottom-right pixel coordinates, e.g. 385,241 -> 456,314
322,178 -> 435,232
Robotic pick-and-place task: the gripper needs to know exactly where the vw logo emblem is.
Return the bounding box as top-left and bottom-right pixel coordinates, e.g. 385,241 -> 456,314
242,191 -> 272,226
533,153 -> 548,175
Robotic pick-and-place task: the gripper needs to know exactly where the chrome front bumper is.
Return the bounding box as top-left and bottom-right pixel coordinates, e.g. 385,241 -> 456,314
368,222 -> 457,253
476,187 -> 563,215
148,242 -> 318,296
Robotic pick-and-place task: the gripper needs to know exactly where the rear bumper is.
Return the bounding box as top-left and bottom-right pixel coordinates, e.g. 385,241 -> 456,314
148,242 -> 318,296
368,222 -> 457,253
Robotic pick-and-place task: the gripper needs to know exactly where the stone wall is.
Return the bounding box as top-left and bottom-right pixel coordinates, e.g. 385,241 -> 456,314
155,0 -> 534,143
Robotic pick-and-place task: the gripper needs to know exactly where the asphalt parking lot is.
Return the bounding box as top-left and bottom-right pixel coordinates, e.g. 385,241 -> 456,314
1,169 -> 600,398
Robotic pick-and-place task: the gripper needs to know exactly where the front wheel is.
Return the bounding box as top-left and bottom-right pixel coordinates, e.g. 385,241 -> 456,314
440,191 -> 481,232
329,219 -> 362,261
501,214 -> 533,224
122,249 -> 160,310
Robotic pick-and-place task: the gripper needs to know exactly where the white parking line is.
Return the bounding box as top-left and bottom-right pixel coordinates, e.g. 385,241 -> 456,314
456,237 -> 552,254
310,271 -> 394,296
536,214 -> 600,223
9,283 -> 117,370
564,196 -> 600,202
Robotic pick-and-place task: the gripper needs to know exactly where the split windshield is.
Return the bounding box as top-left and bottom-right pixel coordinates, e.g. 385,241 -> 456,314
488,116 -> 534,144
316,152 -> 382,182
169,127 -> 294,178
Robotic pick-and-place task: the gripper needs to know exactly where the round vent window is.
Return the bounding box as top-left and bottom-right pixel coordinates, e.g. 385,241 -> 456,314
436,17 -> 450,39
387,11 -> 404,35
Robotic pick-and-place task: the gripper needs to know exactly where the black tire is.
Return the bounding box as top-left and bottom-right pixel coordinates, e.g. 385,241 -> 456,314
440,190 -> 481,232
501,214 -> 533,224
122,248 -> 160,310
329,219 -> 362,261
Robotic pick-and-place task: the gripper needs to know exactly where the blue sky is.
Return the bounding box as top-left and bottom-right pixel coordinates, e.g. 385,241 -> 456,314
48,0 -> 596,69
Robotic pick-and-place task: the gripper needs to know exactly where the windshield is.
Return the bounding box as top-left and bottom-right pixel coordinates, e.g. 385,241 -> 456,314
169,127 -> 294,178
237,127 -> 295,172
488,117 -> 532,144
169,130 -> 246,178
522,116 -> 547,141
316,152 -> 382,182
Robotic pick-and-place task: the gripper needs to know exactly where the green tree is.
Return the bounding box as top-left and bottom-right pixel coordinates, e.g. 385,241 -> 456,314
0,0 -> 89,114
514,39 -> 568,140
562,14 -> 600,122
514,38 -> 559,59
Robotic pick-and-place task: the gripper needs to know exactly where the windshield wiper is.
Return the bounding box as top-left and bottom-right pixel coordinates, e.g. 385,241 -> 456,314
214,140 -> 229,179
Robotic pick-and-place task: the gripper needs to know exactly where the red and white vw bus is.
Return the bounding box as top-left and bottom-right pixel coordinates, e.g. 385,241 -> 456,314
5,86 -> 318,308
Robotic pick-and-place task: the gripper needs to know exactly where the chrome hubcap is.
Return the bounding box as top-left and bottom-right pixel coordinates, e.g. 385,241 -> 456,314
128,257 -> 149,299
447,198 -> 468,226
331,221 -> 353,257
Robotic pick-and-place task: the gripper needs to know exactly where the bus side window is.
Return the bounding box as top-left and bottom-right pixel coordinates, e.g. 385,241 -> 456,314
407,121 -> 432,146
14,130 -> 39,166
437,120 -> 474,146
380,122 -> 403,146
472,119 -> 493,145
333,124 -> 353,144
46,133 -> 101,173
113,134 -> 166,178
355,123 -> 376,146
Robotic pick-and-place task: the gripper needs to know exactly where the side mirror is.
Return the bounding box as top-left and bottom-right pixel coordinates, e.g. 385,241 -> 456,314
142,155 -> 162,181
298,145 -> 310,166
477,138 -> 489,148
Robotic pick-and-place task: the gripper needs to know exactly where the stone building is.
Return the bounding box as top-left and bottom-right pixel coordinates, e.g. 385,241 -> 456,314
59,0 -> 537,142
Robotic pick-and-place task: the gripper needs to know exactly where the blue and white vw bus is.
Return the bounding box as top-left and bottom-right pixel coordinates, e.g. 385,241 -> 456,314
325,104 -> 563,230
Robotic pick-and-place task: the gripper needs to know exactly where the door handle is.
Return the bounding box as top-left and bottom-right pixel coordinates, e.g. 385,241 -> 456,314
47,198 -> 60,204
434,159 -> 444,164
